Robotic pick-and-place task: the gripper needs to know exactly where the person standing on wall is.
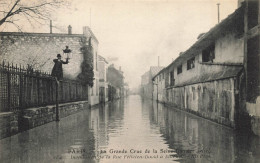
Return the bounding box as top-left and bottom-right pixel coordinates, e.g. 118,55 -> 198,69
51,54 -> 69,82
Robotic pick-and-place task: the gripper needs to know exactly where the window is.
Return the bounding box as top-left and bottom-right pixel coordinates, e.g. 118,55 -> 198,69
170,71 -> 175,86
177,65 -> 182,74
187,57 -> 195,70
202,44 -> 215,62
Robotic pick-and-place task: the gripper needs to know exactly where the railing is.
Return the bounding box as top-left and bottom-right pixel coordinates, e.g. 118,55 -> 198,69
0,61 -> 88,112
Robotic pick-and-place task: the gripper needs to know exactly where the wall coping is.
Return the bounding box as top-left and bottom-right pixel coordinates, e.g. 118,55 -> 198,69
0,112 -> 13,117
25,100 -> 88,111
0,32 -> 84,38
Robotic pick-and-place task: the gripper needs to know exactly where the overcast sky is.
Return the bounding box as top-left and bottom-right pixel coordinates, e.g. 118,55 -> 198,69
1,0 -> 238,89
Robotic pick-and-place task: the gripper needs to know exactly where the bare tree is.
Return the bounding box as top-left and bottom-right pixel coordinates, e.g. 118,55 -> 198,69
0,0 -> 66,31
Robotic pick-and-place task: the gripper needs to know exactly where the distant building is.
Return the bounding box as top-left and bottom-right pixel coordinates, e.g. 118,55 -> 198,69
107,64 -> 124,101
140,66 -> 164,100
98,55 -> 109,103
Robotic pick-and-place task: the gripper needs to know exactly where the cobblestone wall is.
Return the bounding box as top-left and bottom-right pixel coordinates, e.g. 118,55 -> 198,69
0,112 -> 18,139
20,101 -> 89,131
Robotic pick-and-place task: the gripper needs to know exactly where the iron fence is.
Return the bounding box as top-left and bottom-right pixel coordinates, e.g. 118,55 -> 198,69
0,61 -> 88,112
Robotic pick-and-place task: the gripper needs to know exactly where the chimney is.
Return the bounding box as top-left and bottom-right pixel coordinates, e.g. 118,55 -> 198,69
119,66 -> 121,71
68,25 -> 72,34
83,26 -> 91,37
50,20 -> 52,34
179,52 -> 183,56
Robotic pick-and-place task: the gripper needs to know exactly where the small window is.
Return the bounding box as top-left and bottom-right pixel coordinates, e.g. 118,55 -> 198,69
202,44 -> 215,62
177,65 -> 182,74
187,57 -> 195,70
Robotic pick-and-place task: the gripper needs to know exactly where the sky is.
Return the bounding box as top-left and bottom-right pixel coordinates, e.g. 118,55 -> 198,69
1,0 -> 238,89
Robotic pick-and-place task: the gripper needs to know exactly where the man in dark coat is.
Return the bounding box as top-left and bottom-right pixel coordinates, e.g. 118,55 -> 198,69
51,54 -> 69,81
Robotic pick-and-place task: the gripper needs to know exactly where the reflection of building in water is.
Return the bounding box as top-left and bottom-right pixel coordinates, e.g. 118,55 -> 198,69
150,101 -> 259,163
89,100 -> 125,159
90,108 -> 100,159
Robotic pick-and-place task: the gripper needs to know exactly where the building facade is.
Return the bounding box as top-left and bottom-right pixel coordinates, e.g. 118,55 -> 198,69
98,55 -> 109,103
83,26 -> 100,106
107,64 -> 124,101
152,1 -> 260,136
140,66 -> 164,100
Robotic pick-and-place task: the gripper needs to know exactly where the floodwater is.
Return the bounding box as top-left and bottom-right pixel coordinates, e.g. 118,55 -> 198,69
0,95 -> 259,163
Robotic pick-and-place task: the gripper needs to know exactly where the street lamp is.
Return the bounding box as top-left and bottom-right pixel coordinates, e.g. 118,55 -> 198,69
63,46 -> 72,59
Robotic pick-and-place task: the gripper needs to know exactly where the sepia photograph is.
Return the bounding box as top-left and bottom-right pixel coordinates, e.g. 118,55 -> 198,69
0,0 -> 259,162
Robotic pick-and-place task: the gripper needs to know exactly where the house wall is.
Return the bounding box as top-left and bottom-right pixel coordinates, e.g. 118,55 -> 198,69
152,21 -> 244,129
98,60 -> 108,102
215,33 -> 244,63
244,0 -> 260,136
153,75 -> 166,102
165,78 -> 236,127
83,27 -> 100,106
0,33 -> 84,79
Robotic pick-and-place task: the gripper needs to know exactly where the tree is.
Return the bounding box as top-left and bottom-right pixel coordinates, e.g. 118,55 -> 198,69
0,0 -> 65,31
77,38 -> 95,87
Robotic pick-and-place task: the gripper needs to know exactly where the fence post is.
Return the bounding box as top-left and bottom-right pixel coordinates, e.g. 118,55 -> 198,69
19,74 -> 23,109
7,71 -> 11,111
37,74 -> 40,106
55,80 -> 60,121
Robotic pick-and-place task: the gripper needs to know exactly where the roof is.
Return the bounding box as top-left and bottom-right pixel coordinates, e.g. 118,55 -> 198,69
165,4 -> 245,71
150,66 -> 164,77
84,26 -> 99,44
108,64 -> 124,78
98,55 -> 108,64
171,66 -> 243,88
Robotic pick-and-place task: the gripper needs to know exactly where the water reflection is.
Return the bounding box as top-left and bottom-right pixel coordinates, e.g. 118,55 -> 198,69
149,99 -> 260,163
0,95 -> 259,163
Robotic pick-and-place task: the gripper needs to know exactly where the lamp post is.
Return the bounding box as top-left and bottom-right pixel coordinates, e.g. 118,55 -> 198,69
63,46 -> 72,59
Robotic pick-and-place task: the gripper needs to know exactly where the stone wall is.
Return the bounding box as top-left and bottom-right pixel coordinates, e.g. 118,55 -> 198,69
0,32 -> 85,80
20,101 -> 89,131
0,112 -> 18,139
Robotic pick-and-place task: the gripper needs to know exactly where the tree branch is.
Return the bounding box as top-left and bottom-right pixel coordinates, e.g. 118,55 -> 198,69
0,0 -> 20,26
0,0 -> 66,29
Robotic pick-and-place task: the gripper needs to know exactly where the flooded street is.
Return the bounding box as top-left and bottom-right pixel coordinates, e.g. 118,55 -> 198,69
0,95 -> 259,163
